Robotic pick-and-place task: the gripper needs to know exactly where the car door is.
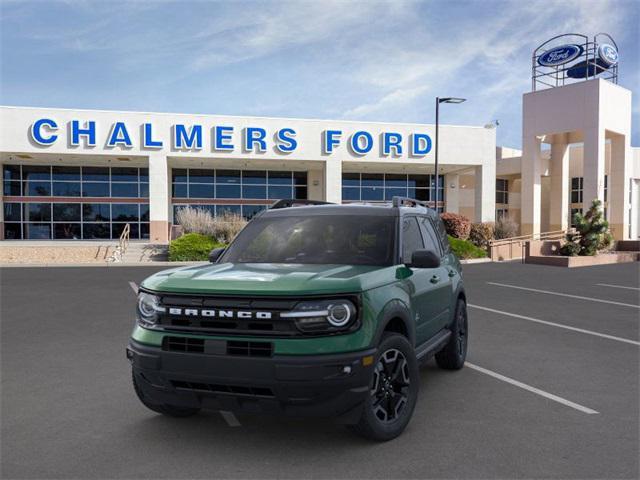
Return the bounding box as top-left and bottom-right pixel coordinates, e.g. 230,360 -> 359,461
400,216 -> 442,345
418,216 -> 453,333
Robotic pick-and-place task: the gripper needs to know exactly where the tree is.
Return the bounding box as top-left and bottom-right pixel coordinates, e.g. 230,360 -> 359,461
560,199 -> 613,256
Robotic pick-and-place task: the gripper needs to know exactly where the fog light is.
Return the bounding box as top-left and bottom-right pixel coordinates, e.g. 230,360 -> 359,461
362,355 -> 374,366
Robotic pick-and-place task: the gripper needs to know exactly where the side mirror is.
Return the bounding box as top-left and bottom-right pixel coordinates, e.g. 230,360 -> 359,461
209,247 -> 226,263
408,249 -> 440,269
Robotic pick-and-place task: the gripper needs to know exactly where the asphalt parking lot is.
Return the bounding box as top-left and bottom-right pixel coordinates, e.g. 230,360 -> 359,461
1,261 -> 638,479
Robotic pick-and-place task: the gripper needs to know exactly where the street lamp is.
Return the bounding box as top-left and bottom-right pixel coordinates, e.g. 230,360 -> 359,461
435,97 -> 466,207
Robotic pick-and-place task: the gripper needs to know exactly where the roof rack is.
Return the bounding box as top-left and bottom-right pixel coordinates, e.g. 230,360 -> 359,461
391,196 -> 431,209
269,199 -> 334,210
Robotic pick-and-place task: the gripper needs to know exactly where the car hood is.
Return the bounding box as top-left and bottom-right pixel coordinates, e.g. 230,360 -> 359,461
141,262 -> 398,296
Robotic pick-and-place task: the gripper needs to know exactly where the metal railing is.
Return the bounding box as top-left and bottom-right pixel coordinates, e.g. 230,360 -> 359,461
106,223 -> 131,263
489,229 -> 572,262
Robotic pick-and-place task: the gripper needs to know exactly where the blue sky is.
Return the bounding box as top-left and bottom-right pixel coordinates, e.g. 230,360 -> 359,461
1,0 -> 638,148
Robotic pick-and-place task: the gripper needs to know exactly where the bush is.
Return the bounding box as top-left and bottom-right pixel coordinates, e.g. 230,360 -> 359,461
469,222 -> 495,249
494,216 -> 519,239
169,233 -> 224,261
176,207 -> 247,243
440,213 -> 471,240
448,235 -> 487,259
560,199 -> 613,256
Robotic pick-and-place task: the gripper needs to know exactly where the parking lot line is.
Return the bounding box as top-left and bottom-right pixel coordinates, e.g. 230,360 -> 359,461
487,282 -> 640,309
129,281 -> 138,294
220,410 -> 242,427
466,362 -> 599,415
469,304 -> 640,346
596,283 -> 640,291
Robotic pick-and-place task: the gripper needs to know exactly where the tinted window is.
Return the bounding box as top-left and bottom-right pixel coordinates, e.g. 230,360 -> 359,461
23,165 -> 50,181
82,167 -> 109,182
419,217 -> 442,256
433,217 -> 451,254
52,166 -> 80,181
223,215 -> 396,266
401,217 -> 424,263
53,203 -> 81,221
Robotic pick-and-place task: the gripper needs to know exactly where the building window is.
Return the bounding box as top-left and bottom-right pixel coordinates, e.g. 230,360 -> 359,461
2,164 -> 149,240
570,208 -> 583,228
604,175 -> 608,203
570,177 -> 583,203
170,168 -> 306,220
496,178 -> 508,204
496,208 -> 509,220
341,173 -> 444,208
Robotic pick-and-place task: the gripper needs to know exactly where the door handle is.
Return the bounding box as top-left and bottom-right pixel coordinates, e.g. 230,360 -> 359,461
430,275 -> 440,284
448,269 -> 456,278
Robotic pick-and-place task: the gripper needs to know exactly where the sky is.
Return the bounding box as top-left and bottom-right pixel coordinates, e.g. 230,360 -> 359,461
1,0 -> 638,148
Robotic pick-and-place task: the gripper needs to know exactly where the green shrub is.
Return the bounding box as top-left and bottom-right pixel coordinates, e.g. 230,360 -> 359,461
469,222 -> 495,249
169,233 -> 225,261
448,235 -> 487,259
560,199 -> 613,256
440,213 -> 471,240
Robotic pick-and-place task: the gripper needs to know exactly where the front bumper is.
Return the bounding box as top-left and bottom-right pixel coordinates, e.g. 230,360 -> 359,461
128,339 -> 376,423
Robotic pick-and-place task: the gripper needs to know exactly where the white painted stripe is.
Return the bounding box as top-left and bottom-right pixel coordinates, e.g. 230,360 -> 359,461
129,281 -> 138,294
220,410 -> 241,427
469,304 -> 640,346
487,282 -> 640,309
466,362 -> 599,415
596,283 -> 640,291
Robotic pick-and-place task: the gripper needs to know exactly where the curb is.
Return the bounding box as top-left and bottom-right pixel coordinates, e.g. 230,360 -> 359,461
459,258 -> 492,264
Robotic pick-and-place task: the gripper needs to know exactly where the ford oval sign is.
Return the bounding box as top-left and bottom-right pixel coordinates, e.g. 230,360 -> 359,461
598,44 -> 618,66
537,44 -> 583,67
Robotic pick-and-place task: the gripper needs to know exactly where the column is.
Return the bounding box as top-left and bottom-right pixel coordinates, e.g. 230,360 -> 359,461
474,163 -> 495,223
445,173 -> 459,214
324,159 -> 342,204
0,171 -> 4,240
148,153 -> 170,244
306,169 -> 324,201
609,134 -> 631,240
521,135 -> 543,236
582,126 -> 605,212
549,134 -> 570,231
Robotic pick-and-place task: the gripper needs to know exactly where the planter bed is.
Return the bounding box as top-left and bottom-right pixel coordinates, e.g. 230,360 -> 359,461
525,252 -> 639,268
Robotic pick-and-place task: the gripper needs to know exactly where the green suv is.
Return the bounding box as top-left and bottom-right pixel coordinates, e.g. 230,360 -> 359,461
128,197 -> 468,441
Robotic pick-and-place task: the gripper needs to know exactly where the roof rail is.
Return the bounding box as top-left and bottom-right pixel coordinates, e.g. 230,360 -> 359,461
269,199 -> 334,210
391,196 -> 431,209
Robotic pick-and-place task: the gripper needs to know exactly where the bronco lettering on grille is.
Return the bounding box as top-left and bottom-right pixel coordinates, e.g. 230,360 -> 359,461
168,308 -> 272,320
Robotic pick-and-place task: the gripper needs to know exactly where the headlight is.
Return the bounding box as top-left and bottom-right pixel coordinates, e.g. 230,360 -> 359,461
136,292 -> 165,327
281,299 -> 357,333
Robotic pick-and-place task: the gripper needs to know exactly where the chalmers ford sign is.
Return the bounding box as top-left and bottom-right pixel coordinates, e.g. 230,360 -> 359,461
28,118 -> 434,157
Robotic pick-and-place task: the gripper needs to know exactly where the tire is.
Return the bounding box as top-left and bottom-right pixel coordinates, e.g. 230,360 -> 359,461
132,370 -> 200,418
435,298 -> 468,370
349,333 -> 419,441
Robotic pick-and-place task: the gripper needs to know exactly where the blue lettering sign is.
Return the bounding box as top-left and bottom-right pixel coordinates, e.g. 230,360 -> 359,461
411,133 -> 432,156
323,130 -> 342,154
143,123 -> 163,148
275,128 -> 297,153
244,127 -> 267,152
350,131 -> 373,155
30,118 -> 58,145
383,132 -> 403,156
71,120 -> 96,147
214,126 -> 234,151
107,122 -> 132,148
173,124 -> 202,149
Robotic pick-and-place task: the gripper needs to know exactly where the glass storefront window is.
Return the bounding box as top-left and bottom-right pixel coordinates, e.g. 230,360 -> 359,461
342,173 -> 444,207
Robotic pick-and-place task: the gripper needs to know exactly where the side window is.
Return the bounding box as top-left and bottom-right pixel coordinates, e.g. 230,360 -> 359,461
433,217 -> 451,254
402,217 -> 424,263
419,217 -> 442,256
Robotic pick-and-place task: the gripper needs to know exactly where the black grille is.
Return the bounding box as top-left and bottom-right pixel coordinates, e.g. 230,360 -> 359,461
162,336 -> 204,353
171,380 -> 274,398
153,293 -> 360,337
227,340 -> 273,357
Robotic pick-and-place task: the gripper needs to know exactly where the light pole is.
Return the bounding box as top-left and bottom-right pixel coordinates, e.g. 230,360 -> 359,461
435,97 -> 466,207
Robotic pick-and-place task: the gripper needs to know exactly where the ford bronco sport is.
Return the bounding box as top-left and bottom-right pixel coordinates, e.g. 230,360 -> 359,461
128,197 -> 468,441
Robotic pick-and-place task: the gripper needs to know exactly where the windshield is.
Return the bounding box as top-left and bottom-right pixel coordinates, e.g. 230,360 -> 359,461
222,215 -> 396,266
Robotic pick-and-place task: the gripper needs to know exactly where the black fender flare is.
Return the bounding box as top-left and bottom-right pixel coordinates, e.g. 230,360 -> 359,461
371,299 -> 416,348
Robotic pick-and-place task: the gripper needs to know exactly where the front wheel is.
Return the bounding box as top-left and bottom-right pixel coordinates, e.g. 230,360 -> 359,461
435,298 -> 468,370
349,333 -> 419,441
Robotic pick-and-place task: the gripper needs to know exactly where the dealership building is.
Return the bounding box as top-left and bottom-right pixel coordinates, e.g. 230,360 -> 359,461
0,34 -> 638,245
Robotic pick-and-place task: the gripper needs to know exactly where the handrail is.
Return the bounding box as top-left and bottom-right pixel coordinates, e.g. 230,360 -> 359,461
489,229 -> 570,247
106,223 -> 131,262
